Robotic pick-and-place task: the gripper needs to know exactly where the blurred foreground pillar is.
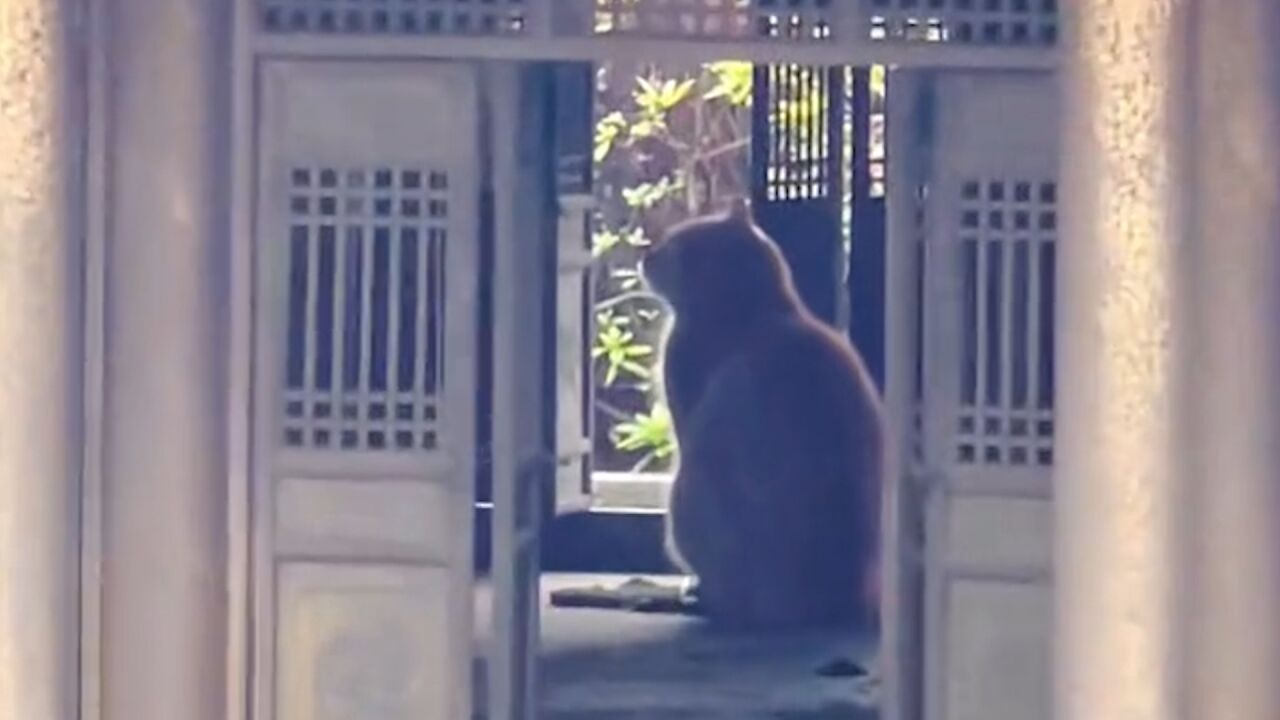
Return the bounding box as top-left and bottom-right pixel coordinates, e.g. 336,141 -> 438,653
99,0 -> 230,718
1059,1 -> 1280,719
0,1 -> 83,719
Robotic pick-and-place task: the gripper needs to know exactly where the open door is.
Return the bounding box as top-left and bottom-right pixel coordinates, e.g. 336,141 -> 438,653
880,68 -> 931,720
550,62 -> 597,515
484,61 -> 559,720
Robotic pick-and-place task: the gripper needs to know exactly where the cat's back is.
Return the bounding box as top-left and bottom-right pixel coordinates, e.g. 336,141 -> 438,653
743,313 -> 883,441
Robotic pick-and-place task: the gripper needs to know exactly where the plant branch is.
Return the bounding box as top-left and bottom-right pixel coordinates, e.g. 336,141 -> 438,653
593,289 -> 664,313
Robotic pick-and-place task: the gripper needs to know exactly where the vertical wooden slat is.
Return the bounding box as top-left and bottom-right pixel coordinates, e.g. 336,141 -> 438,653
438,217 -> 449,388
1026,230 -> 1044,428
960,236 -> 978,411
359,198 -> 377,447
415,202 -> 431,410
999,228 -> 1016,462
386,184 -> 405,432
303,179 -> 322,442
972,211 -> 989,448
425,225 -> 440,400
329,180 -> 349,437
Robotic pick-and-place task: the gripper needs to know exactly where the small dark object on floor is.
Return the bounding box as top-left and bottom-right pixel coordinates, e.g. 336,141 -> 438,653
772,702 -> 873,720
549,577 -> 703,616
815,657 -> 869,678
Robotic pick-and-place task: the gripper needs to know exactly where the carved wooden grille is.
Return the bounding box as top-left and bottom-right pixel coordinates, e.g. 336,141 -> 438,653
281,166 -> 448,453
866,0 -> 1059,46
750,64 -> 845,326
591,0 -> 836,40
260,0 -> 530,35
754,64 -> 842,202
955,177 -> 1055,466
252,0 -> 1063,56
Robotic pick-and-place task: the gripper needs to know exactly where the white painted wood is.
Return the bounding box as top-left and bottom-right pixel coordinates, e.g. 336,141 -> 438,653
553,193 -> 595,514
881,67 -> 929,720
589,471 -> 673,513
97,0 -> 232,716
256,33 -> 1059,70
486,61 -> 554,720
275,563 -> 456,720
942,496 -> 1051,571
253,59 -> 480,720
245,0 -> 1061,69
918,70 -> 1059,720
943,580 -> 1051,720
275,478 -> 458,561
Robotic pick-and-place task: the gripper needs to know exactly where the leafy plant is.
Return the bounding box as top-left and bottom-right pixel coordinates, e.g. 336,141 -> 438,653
611,403 -> 677,472
592,312 -> 653,386
587,62 -> 875,474
589,59 -> 757,474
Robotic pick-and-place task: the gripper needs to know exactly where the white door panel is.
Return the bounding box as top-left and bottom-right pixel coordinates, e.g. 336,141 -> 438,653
919,71 -> 1059,720
253,59 -> 480,720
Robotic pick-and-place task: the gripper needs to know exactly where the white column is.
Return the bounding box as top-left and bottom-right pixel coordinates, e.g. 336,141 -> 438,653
0,2 -> 83,719
1058,4 -> 1184,716
1059,1 -> 1280,719
99,0 -> 229,718
1178,1 -> 1280,717
880,67 -> 925,720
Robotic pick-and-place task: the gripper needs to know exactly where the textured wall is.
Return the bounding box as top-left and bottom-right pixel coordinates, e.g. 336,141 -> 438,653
1058,1 -> 1182,716
1060,1 -> 1280,719
0,0 -> 82,718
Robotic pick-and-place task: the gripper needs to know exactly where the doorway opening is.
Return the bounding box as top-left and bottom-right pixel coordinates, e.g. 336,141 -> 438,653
476,57 -> 891,719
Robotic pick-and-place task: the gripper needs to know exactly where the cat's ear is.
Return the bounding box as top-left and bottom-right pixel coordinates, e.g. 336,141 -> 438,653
726,197 -> 752,223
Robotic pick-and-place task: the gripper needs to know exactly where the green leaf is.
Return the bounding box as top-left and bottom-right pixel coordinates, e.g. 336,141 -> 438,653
592,227 -> 622,257
593,111 -> 627,163
623,227 -> 651,247
621,174 -> 684,210
703,61 -> 753,106
628,118 -> 664,139
620,360 -> 652,378
609,403 -> 676,457
663,77 -> 697,110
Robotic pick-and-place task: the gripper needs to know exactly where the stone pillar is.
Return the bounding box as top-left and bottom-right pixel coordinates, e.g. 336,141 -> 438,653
0,1 -> 83,719
1058,1 -> 1280,718
99,0 -> 230,717
1177,1 -> 1280,716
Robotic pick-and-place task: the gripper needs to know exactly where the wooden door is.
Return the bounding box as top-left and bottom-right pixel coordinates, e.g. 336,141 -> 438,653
252,59 -> 481,720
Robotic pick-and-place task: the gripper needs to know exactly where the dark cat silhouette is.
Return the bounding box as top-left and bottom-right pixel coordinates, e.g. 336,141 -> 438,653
641,200 -> 885,630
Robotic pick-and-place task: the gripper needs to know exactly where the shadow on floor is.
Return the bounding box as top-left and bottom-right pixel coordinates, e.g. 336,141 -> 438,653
476,573 -> 881,719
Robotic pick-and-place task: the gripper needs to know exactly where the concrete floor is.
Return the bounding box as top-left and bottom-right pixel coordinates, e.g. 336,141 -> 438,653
475,573 -> 881,719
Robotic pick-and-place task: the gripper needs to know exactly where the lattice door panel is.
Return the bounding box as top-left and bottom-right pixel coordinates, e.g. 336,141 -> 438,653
865,0 -> 1059,46
589,0 -> 838,41
261,0 -> 532,36
253,60 -> 481,720
916,72 -> 1059,720
280,166 -> 449,454
920,72 -> 1058,485
952,177 -> 1055,469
